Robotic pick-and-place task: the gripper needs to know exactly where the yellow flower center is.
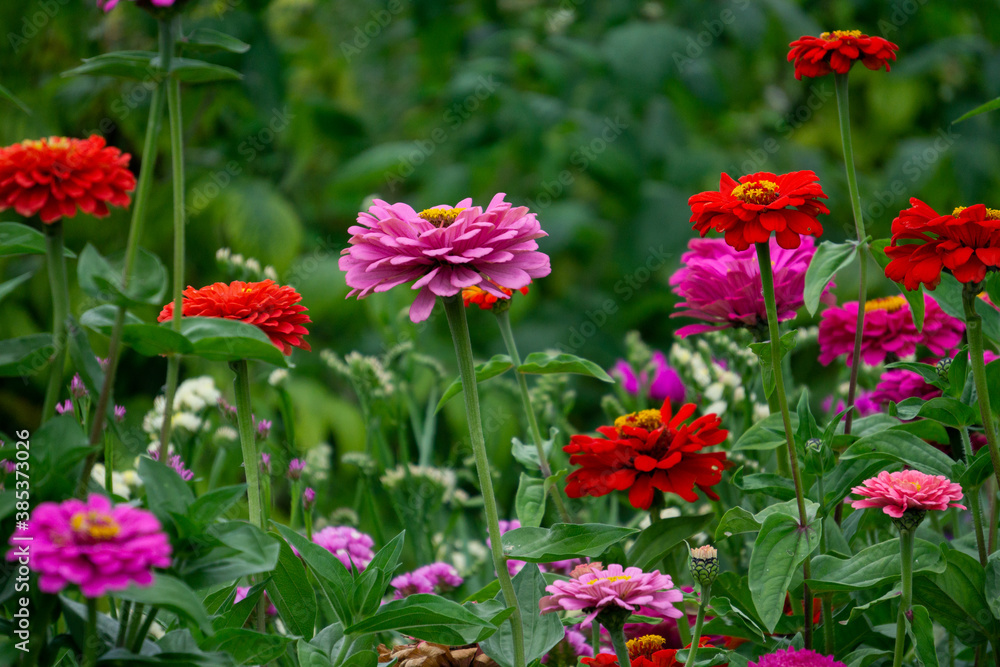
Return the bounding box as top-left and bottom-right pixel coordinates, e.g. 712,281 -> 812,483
586,575 -> 632,585
418,207 -> 466,227
864,295 -> 908,314
821,30 -> 863,40
953,206 -> 1000,221
614,409 -> 663,432
22,137 -> 70,150
70,510 -> 121,540
731,180 -> 780,206
897,480 -> 921,492
627,635 -> 666,660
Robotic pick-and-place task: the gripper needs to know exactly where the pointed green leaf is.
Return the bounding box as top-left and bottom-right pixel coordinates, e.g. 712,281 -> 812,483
749,513 -> 822,632
627,513 -> 713,570
502,523 -> 637,562
803,240 -> 855,314
265,535 -> 317,639
437,354 -> 513,411
517,352 -> 614,382
840,429 -> 956,477
481,564 -> 564,667
808,538 -> 946,592
183,28 -> 251,53
0,222 -> 75,257
515,473 -> 546,528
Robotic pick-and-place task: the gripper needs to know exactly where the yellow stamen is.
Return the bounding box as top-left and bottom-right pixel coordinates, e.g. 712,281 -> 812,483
864,294 -> 908,314
730,180 -> 780,206
614,409 -> 662,432
586,575 -> 632,585
70,511 -> 121,540
820,30 -> 863,40
418,207 -> 466,227
627,635 -> 666,660
952,206 -> 1000,221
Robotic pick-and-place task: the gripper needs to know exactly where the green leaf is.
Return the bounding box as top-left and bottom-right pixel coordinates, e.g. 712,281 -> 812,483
181,317 -> 288,367
77,244 -> 167,307
0,81 -> 30,114
0,222 -> 76,257
731,468 -> 797,501
748,513 -> 822,632
272,522 -> 354,626
511,426 -> 558,470
481,564 -> 564,667
80,304 -> 144,332
124,324 -> 194,357
202,628 -> 293,664
627,513 -> 712,570
518,351 -> 615,382
515,473 -> 546,528
733,412 -> 800,451
907,605 -> 939,667
893,396 -> 980,428
807,538 -> 946,592
110,574 -> 214,635
0,334 -> 53,377
715,507 -> 761,540
0,272 -> 33,306
748,331 -> 797,398
183,522 -> 282,590
166,57 -> 244,83
345,593 -> 495,644
870,239 -> 925,330
961,448 -> 995,490
502,523 -> 638,562
138,457 -> 195,521
954,96 -> 1000,123
840,429 -> 957,477
935,273 -> 1000,343
884,361 -> 943,385
913,547 -> 1000,644
215,580 -> 262,630
189,484 -> 247,527
803,240 -> 855,315
62,51 -> 159,79
183,28 -> 251,53
984,551 -> 1000,620
265,535 -> 317,639
754,498 -> 820,524
437,354 -> 513,411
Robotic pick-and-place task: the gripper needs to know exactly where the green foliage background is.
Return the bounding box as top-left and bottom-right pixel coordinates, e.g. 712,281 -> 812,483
1,0 -> 999,519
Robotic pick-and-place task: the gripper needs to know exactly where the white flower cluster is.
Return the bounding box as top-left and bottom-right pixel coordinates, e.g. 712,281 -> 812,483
91,464 -> 143,499
142,376 -> 221,441
305,443 -> 332,481
434,533 -> 490,576
322,350 -> 396,399
216,247 -> 279,282
380,463 -> 463,504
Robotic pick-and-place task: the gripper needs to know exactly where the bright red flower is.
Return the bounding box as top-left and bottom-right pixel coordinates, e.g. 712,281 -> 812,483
885,200 -> 1000,290
787,31 -> 899,80
582,638 -> 716,667
688,171 -> 828,251
462,282 -> 529,310
0,136 -> 136,224
157,279 -> 311,355
563,400 -> 728,510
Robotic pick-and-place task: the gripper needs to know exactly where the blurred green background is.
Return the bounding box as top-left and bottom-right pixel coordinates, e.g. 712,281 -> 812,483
1,0 -> 999,522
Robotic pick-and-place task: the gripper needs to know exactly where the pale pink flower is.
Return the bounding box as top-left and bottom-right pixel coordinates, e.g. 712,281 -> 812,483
538,563 -> 683,625
850,470 -> 965,519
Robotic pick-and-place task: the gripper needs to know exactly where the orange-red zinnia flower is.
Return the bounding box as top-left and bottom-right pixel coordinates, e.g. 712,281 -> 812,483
0,136 -> 136,224
885,199 -> 1000,290
688,171 -> 828,251
787,31 -> 899,80
563,400 -> 728,510
462,283 -> 529,310
157,279 -> 311,355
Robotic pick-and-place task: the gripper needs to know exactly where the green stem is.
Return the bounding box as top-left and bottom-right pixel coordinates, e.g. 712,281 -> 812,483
116,601 -> 132,647
278,387 -> 297,453
130,608 -> 158,653
442,296 -> 526,667
892,528 -> 915,667
123,603 -> 145,653
961,426 -> 988,565
41,222 -> 70,423
822,594 -> 835,655
834,72 -> 870,437
494,307 -> 572,523
609,626 -> 631,667
158,14 -> 186,459
104,431 -> 113,493
756,241 -> 813,649
765,389 -> 792,476
77,18 -> 172,494
591,620 -> 600,658
290,479 -> 301,528
683,583 -> 710,667
82,598 -> 98,667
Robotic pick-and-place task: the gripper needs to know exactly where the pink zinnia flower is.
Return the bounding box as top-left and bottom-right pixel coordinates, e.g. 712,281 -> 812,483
7,494 -> 171,597
749,647 -> 847,667
312,526 -> 375,571
818,293 -> 962,366
611,351 -> 685,404
234,586 -> 278,616
850,470 -> 965,519
98,0 -> 178,12
539,563 -> 683,625
823,390 -> 880,417
669,236 -> 830,337
544,628 -> 593,663
391,562 -> 463,599
869,367 -> 940,406
340,193 -> 551,322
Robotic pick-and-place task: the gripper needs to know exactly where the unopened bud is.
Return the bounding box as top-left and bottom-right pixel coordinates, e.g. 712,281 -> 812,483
935,357 -> 952,380
690,544 -> 719,586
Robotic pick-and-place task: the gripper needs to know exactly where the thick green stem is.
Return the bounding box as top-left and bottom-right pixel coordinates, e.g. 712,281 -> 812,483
130,608 -> 158,652
834,72 -> 870,436
609,626 -> 632,667
82,598 -> 98,667
756,241 -> 813,648
116,601 -> 132,647
494,307 -> 572,523
892,528 -> 915,667
78,18 -> 172,494
961,426 -> 988,565
822,594 -> 835,654
290,479 -> 302,528
104,431 -> 113,493
683,584 -> 710,667
442,296 -> 526,667
765,389 -> 792,476
590,620 -> 600,658
41,222 -> 70,423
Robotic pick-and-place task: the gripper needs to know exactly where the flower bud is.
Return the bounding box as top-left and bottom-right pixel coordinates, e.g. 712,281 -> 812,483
690,544 -> 719,586
935,357 -> 952,380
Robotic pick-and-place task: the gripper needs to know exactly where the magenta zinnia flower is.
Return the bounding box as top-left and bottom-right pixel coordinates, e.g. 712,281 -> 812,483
234,586 -> 278,616
7,494 -> 171,597
391,562 -> 463,599
312,526 -> 375,571
818,294 -> 962,366
850,470 -> 966,519
869,367 -> 940,406
340,193 -> 551,322
543,628 -> 593,664
539,563 -> 683,625
749,647 -> 847,667
611,351 -> 685,404
669,236 -> 830,337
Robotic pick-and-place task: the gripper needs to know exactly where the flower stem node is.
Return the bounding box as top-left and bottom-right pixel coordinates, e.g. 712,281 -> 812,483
595,605 -> 633,634
689,545 -> 719,587
891,508 -> 927,533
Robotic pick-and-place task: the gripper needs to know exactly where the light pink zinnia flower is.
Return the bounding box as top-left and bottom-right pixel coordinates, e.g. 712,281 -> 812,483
340,193 -> 551,322
850,470 -> 965,519
669,236 -> 830,337
749,647 -> 847,667
611,351 -> 685,404
312,526 -> 375,571
7,494 -> 171,597
538,563 -> 683,625
391,562 -> 463,599
818,294 -> 962,366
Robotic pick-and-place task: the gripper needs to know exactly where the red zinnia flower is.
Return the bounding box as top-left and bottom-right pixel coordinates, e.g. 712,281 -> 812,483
462,282 -> 529,310
582,638 -> 716,667
787,31 -> 899,80
688,171 -> 828,251
885,200 -> 1000,290
157,279 -> 311,355
0,136 -> 136,223
563,399 -> 728,510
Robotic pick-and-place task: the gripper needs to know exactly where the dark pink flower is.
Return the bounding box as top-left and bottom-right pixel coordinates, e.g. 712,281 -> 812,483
869,368 -> 940,406
611,351 -> 685,404
850,470 -> 965,519
390,562 -> 463,599
750,647 -> 847,667
313,526 -> 375,571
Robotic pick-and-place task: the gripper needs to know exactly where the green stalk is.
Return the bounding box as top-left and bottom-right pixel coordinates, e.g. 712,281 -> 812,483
609,626 -> 632,667
104,431 -> 113,493
494,306 -> 572,523
278,386 -> 297,453
834,72 -> 870,436
892,528 -> 915,667
765,383 -> 792,477
116,601 -> 132,647
590,620 -> 600,658
130,609 -> 158,652
683,584 -> 710,667
82,598 -> 98,667
442,295 -> 526,667
756,241 -> 813,648
960,426 -> 988,565
822,594 -> 835,654
290,478 -> 302,528
158,14 -> 186,459
78,18 -> 172,494
41,222 -> 70,423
